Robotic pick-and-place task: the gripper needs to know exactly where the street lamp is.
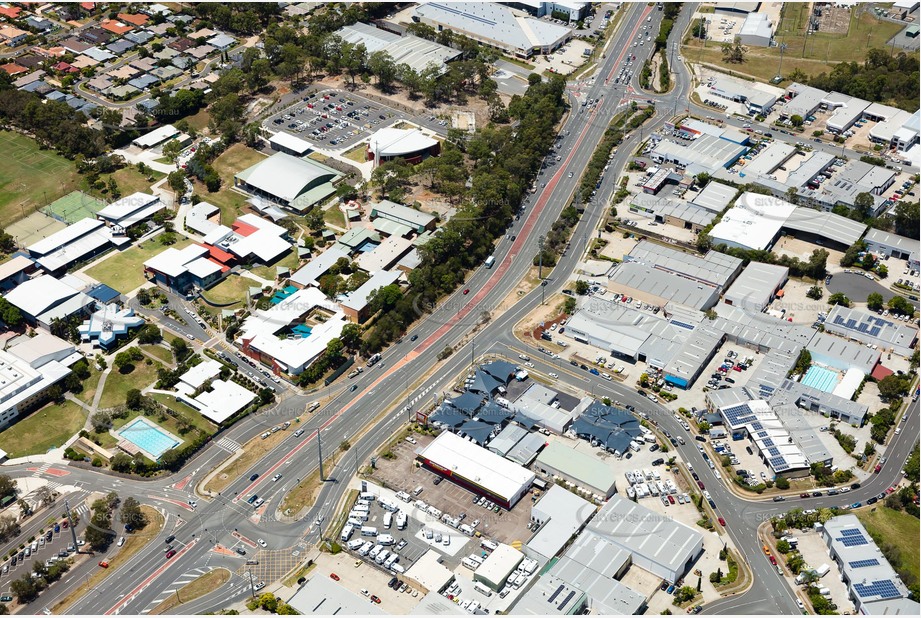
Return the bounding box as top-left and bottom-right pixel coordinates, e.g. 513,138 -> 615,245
775,42 -> 788,82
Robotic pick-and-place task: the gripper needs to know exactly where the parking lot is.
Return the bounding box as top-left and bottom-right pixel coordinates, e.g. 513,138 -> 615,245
265,89 -> 399,151
1,509 -> 88,595
367,437 -> 534,545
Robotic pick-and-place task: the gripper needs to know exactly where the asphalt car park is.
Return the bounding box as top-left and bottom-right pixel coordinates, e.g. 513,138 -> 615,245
0,516 -> 86,592
265,89 -> 400,151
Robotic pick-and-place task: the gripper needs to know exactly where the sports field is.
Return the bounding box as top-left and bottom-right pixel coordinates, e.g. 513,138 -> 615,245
0,131 -> 82,228
43,191 -> 106,224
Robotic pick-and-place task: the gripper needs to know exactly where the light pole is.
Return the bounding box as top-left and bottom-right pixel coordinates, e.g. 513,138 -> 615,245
776,42 -> 788,82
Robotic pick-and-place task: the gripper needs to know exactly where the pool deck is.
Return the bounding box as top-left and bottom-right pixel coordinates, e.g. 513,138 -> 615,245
114,416 -> 182,461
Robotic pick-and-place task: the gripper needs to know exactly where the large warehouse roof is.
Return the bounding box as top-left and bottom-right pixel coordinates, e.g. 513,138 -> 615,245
709,192 -> 797,250
535,441 -> 618,497
690,180 -> 737,212
627,240 -> 742,289
336,22 -> 461,73
783,207 -> 867,246
609,261 -> 719,311
864,228 -> 918,254
414,2 -> 571,53
588,496 -> 703,580
416,431 -> 535,505
722,261 -> 789,311
234,152 -> 339,206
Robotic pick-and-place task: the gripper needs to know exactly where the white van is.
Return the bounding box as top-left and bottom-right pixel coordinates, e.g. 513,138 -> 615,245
360,526 -> 378,537
378,534 -> 394,546
375,550 -> 390,565
347,538 -> 364,550
369,545 -> 382,560
340,524 -> 354,541
358,541 -> 373,556
383,512 -> 393,529
396,512 -> 407,530
384,553 -> 399,569
395,491 -> 411,502
462,557 -> 480,570
349,511 -> 368,522
474,582 -> 493,597
481,539 -> 498,551
359,492 -> 376,502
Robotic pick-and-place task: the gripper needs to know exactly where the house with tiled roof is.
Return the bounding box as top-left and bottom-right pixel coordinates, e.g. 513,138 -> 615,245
0,5 -> 21,19
0,63 -> 27,76
0,25 -> 29,47
100,19 -> 133,36
117,13 -> 148,27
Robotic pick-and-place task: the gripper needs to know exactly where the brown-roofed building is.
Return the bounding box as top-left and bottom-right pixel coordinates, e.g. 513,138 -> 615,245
107,64 -> 139,80
53,61 -> 80,74
35,46 -> 68,58
0,25 -> 29,47
167,37 -> 196,52
0,63 -> 28,76
59,37 -> 91,53
117,12 -> 149,27
79,27 -> 112,45
71,55 -> 99,69
100,19 -> 133,35
15,54 -> 46,69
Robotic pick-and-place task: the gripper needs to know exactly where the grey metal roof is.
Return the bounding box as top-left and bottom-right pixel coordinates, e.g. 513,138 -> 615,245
864,228 -> 918,253
664,324 -> 724,384
823,305 -> 918,357
652,134 -> 747,169
609,262 -> 719,310
235,152 -> 339,204
336,22 -> 461,74
691,180 -> 738,212
414,2 -> 571,53
784,83 -> 827,118
526,484 -> 595,560
807,331 -> 880,374
627,240 -> 743,288
783,207 -> 867,246
787,151 -> 835,187
722,261 -> 789,311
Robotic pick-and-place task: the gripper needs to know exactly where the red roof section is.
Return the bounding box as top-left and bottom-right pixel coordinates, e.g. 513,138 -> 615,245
0,63 -> 27,76
231,220 -> 258,237
53,61 -> 78,73
871,364 -> 893,381
100,19 -> 132,35
80,2 -> 95,10
117,12 -> 148,26
0,6 -> 21,19
208,258 -> 231,273
207,244 -> 236,264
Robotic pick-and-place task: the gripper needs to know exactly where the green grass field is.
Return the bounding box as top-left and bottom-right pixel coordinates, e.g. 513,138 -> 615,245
74,366 -> 104,405
98,360 -> 163,410
858,506 -> 920,596
201,274 -> 251,306
323,206 -> 347,228
342,143 -> 369,163
102,166 -> 166,197
249,247 -> 301,281
0,131 -> 83,228
148,393 -> 218,435
684,3 -> 912,84
140,344 -> 174,365
85,236 -> 193,294
0,400 -> 88,458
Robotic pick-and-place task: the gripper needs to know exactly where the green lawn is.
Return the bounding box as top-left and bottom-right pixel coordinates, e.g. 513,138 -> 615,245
858,507 -> 920,596
101,166 -> 166,198
0,400 -> 88,458
323,206 -> 346,229
185,108 -> 211,132
74,366 -> 104,405
193,143 -> 267,225
201,274 -> 251,306
97,360 -> 163,410
149,393 -> 218,435
141,344 -> 174,365
0,131 -> 83,228
85,236 -> 193,294
249,246 -> 301,281
342,144 -> 368,163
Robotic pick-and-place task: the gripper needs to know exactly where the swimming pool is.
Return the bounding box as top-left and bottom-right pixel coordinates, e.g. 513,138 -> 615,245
802,365 -> 839,393
118,417 -> 180,459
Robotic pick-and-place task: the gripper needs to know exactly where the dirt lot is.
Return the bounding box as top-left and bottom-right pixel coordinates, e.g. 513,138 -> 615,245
790,525 -> 855,613
314,551 -> 423,613
367,435 -> 534,546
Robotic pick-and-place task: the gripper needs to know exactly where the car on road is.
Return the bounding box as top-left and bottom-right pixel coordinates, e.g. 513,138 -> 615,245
249,474 -> 259,482
165,550 -> 176,559
330,573 -> 340,581
463,289 -> 469,295
718,517 -> 726,526
769,555 -> 777,565
349,384 -> 358,392
272,474 -> 282,482
98,561 -> 109,568
257,539 -> 267,548
117,537 -> 125,547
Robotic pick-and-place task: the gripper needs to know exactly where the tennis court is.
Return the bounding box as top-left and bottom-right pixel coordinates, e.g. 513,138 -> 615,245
4,211 -> 66,248
43,191 -> 106,224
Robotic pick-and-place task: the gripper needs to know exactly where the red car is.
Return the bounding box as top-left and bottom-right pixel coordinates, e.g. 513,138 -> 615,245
463,289 -> 470,295
370,595 -> 381,604
732,365 -> 742,372
874,464 -> 882,473
330,573 -> 340,581
697,481 -> 705,490
718,517 -> 726,527
769,555 -> 777,565
667,495 -> 675,504
886,486 -> 896,494
165,549 -> 176,559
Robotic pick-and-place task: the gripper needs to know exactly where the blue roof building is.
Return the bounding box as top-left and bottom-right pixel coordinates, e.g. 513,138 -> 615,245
79,304 -> 144,349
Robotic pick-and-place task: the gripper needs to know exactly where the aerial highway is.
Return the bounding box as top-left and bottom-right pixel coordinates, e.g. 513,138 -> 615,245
2,3 -> 916,615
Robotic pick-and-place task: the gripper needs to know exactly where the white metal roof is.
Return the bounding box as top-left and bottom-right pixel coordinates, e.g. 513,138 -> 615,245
143,244 -> 211,278
269,131 -> 312,155
290,246 -> 349,288
416,431 -> 535,503
234,152 -> 336,204
368,128 -> 438,158
475,544 -> 523,588
27,218 -> 105,256
722,261 -> 788,311
709,192 -> 797,250
132,124 -> 178,148
339,270 -> 401,312
97,192 -> 161,225
193,379 -> 256,424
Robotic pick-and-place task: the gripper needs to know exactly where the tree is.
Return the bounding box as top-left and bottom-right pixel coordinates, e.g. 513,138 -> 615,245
893,200 -> 920,240
120,497 -> 146,530
575,280 -> 590,295
162,139 -> 183,163
673,586 -> 697,604
167,170 -> 187,195
138,324 -> 162,344
887,295 -> 914,316
0,475 -> 16,499
325,338 -> 344,361
827,292 -> 850,307
853,192 -> 874,220
170,337 -> 191,362
84,507 -> 113,551
867,292 -> 884,311
339,323 -> 362,350
109,453 -> 134,473
878,374 -> 910,400
10,574 -> 39,604
806,285 -> 823,300
776,540 -> 791,554
721,37 -> 745,64
125,389 -> 144,410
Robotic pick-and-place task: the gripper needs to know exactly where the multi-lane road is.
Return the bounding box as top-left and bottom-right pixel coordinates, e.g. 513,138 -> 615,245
2,4 -> 917,615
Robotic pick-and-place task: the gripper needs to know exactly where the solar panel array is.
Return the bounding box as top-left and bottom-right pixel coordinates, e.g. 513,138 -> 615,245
768,456 -> 790,471
836,528 -> 869,547
854,579 -> 901,600
849,559 -> 880,569
670,319 -> 695,331
723,403 -> 757,427
832,314 -> 889,338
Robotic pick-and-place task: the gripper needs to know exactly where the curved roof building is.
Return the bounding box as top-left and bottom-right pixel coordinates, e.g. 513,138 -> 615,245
234,152 -> 340,212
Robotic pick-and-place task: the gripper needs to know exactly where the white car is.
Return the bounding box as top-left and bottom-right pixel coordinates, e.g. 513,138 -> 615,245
361,589 -> 370,597
524,362 -> 535,368
257,539 -> 267,548
272,474 -> 282,482
117,537 -> 125,547
548,372 -> 559,379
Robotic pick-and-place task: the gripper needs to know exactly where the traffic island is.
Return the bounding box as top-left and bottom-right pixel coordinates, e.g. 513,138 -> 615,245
147,567 -> 230,614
